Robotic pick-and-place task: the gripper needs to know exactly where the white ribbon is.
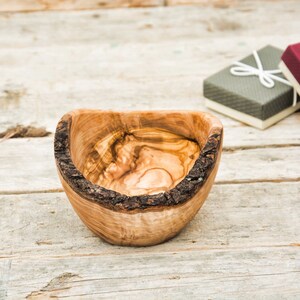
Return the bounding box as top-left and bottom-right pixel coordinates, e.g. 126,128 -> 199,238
230,50 -> 297,107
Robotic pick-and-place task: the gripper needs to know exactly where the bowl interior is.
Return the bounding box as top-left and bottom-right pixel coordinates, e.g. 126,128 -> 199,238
69,111 -> 214,197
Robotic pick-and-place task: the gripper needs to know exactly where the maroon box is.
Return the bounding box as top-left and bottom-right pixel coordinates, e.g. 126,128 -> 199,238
279,42 -> 300,96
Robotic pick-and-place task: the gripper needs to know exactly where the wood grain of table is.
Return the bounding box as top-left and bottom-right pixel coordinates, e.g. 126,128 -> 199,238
0,1 -> 299,299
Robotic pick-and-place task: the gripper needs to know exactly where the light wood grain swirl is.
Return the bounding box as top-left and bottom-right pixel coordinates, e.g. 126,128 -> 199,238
55,110 -> 223,246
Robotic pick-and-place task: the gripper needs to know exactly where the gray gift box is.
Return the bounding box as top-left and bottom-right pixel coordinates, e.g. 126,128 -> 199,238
203,45 -> 300,129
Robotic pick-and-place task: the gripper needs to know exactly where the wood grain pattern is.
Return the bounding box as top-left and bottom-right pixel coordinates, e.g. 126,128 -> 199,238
2,248 -> 300,299
0,0 -> 261,12
0,0 -> 290,12
0,2 -> 300,298
0,0 -> 164,12
1,2 -> 300,133
1,137 -> 299,194
55,110 -> 223,245
166,0 -> 236,7
1,182 -> 299,258
1,182 -> 299,298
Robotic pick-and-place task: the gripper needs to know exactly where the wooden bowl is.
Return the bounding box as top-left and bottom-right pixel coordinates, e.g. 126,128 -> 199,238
54,110 -> 223,246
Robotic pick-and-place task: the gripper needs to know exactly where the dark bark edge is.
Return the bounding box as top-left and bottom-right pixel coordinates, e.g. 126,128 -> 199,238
54,114 -> 222,211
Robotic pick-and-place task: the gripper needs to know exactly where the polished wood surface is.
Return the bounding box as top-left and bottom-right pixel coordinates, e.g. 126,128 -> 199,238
55,110 -> 223,246
83,127 -> 200,196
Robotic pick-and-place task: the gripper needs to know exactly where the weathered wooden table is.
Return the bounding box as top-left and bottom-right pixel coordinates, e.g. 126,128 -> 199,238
1,1 -> 300,299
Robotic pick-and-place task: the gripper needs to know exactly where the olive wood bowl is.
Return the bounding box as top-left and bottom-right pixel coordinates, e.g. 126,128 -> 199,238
54,110 -> 223,246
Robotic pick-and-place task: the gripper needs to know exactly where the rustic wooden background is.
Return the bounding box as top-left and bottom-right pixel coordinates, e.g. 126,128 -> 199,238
0,0 -> 299,299
0,0 -> 270,12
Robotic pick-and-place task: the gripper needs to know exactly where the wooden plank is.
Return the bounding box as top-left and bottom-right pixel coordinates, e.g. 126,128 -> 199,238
0,260 -> 10,299
0,39 -> 243,133
0,182 -> 299,259
166,0 -> 284,7
166,0 -> 235,7
0,137 -> 299,193
1,247 -> 299,299
223,113 -> 300,149
218,146 -> 300,184
1,183 -> 299,298
0,3 -> 300,132
0,0 -> 295,12
1,3 -> 299,48
0,138 -> 60,194
0,0 -> 164,12
0,4 -> 298,299
0,38 -> 250,132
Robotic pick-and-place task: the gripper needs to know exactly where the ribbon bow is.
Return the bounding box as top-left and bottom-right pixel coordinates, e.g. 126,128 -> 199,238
230,51 -> 297,106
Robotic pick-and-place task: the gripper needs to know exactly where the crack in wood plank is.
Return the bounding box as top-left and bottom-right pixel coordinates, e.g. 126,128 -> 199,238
223,144 -> 300,152
216,178 -> 300,185
47,271 -> 300,298
0,244 -> 299,261
0,189 -> 64,195
25,272 -> 80,300
1,177 -> 299,196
